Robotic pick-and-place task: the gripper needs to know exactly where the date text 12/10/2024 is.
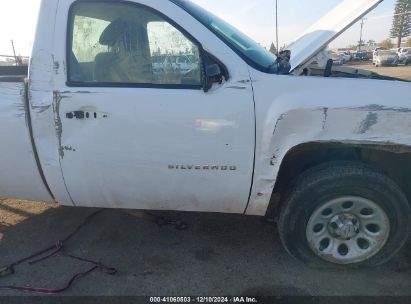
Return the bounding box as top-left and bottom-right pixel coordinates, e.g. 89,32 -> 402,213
150,297 -> 258,303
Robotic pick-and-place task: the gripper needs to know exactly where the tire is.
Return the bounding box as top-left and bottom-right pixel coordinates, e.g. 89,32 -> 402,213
278,161 -> 411,267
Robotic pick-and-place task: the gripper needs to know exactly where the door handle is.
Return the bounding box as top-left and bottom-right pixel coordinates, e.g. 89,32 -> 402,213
66,111 -> 85,119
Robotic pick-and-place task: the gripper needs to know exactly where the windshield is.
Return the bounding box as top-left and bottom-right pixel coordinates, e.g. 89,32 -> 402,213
170,0 -> 277,73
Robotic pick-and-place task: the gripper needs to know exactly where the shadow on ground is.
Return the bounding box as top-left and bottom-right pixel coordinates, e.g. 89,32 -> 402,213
0,201 -> 410,296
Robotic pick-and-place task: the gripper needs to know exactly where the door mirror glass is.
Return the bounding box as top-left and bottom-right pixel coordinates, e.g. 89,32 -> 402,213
203,63 -> 223,92
206,63 -> 222,78
201,51 -> 227,92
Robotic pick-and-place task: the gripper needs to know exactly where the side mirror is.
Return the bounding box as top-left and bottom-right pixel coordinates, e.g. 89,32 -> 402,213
203,63 -> 223,92
206,63 -> 221,78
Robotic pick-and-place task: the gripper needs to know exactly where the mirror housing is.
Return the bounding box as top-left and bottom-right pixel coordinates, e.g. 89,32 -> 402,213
203,63 -> 223,92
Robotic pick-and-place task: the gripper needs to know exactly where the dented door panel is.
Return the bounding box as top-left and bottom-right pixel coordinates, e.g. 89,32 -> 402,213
53,87 -> 255,213
38,0 -> 256,212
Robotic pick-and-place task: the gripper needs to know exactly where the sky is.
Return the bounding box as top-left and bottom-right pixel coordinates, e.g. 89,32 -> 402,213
0,0 -> 396,57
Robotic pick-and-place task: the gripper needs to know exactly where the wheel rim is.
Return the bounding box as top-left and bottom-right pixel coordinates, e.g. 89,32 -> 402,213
306,196 -> 390,264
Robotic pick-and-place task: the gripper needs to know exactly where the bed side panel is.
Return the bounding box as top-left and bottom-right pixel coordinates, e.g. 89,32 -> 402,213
0,81 -> 54,201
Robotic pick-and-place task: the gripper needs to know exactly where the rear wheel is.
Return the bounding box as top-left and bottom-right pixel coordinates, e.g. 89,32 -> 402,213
278,161 -> 410,267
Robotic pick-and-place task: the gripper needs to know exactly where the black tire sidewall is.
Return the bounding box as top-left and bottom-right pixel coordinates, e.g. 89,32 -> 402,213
279,162 -> 411,267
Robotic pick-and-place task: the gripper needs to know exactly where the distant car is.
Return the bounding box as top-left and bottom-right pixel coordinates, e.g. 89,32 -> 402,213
163,55 -> 179,72
373,47 -> 386,64
339,52 -> 352,63
402,49 -> 411,65
374,50 -> 399,67
152,55 -> 167,74
354,51 -> 369,61
152,54 -> 199,75
398,47 -> 411,62
175,54 -> 199,74
331,53 -> 344,65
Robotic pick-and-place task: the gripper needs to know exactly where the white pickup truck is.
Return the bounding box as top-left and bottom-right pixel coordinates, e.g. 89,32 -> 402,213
1,0 -> 410,267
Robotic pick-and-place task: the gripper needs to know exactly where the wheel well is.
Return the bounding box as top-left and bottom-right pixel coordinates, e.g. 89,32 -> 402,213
268,142 -> 411,216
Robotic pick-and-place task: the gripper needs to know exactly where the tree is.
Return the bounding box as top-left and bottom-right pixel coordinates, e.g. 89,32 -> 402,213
390,0 -> 411,48
379,38 -> 394,49
269,42 -> 277,55
367,40 -> 376,47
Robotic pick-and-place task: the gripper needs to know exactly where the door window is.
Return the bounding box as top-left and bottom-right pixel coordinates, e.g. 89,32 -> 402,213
68,2 -> 202,87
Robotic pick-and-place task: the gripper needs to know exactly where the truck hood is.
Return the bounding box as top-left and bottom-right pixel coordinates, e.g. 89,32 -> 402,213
287,0 -> 383,72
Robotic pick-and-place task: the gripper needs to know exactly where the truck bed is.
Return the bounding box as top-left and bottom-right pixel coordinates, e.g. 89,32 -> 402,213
0,65 -> 28,83
0,72 -> 53,201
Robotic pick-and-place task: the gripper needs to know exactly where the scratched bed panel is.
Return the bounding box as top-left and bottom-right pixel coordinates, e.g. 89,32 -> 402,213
0,82 -> 53,201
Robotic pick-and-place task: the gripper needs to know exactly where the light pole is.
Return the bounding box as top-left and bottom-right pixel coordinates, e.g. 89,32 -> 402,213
11,39 -> 18,65
358,18 -> 366,51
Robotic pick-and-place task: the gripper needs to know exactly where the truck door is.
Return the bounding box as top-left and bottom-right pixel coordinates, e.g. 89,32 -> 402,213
52,0 -> 255,213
